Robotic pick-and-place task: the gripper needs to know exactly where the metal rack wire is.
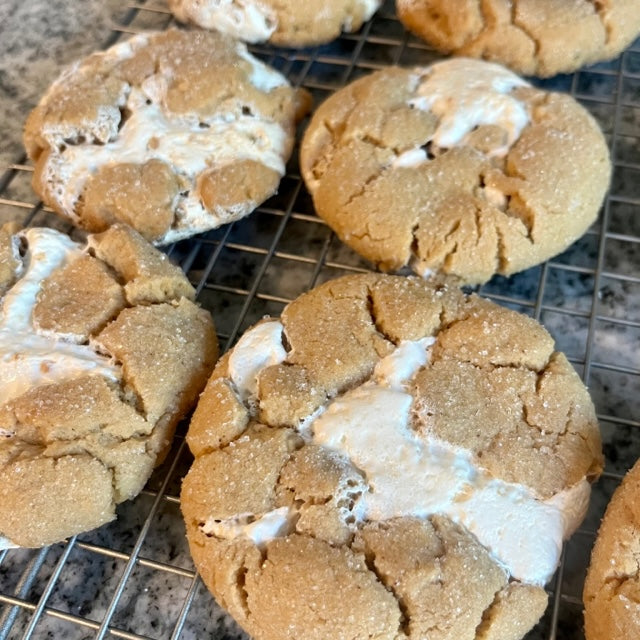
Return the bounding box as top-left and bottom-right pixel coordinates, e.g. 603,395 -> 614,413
1,0 -> 639,638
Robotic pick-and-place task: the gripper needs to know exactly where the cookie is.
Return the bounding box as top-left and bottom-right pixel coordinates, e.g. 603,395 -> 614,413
23,29 -> 310,244
583,458 -> 640,640
181,273 -> 602,640
300,59 -> 611,285
396,0 -> 640,77
0,224 -> 218,548
168,0 -> 382,47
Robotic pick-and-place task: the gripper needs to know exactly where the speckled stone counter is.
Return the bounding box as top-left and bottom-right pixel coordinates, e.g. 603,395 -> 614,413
0,1 -> 639,639
0,0 -> 122,166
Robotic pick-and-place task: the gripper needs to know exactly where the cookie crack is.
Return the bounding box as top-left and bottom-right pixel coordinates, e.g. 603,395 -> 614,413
105,457 -> 122,506
339,134 -> 396,208
481,159 -> 538,249
49,449 -> 119,508
430,335 -> 547,375
494,222 -> 509,274
465,0 -> 487,48
510,1 -> 542,60
356,536 -> 411,638
273,438 -> 306,506
604,572 -> 640,601
442,240 -> 460,271
44,431 -> 150,460
319,112 -> 347,134
567,427 -> 591,449
505,196 -> 536,242
522,370 -> 575,443
365,288 -> 399,347
413,217 -> 461,273
477,0 -> 495,32
473,202 -> 487,250
588,0 -> 614,47
360,133 -> 389,151
235,563 -> 252,620
462,0 -> 539,66
108,367 -> 148,420
343,171 -> 384,208
521,399 -> 565,445
2,393 -> 153,466
473,582 -> 512,639
409,221 -> 421,264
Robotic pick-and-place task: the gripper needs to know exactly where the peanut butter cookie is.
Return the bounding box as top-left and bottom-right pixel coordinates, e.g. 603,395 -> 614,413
397,0 -> 640,77
0,224 -> 218,548
24,29 -> 309,244
181,273 -> 602,640
584,458 -> 640,640
168,0 -> 382,46
300,59 -> 611,284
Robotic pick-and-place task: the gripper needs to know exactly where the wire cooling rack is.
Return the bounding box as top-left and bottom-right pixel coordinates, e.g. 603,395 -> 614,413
1,1 -> 639,638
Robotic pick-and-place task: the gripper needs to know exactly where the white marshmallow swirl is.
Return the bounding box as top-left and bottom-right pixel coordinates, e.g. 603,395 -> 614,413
0,228 -> 120,404
214,321 -> 591,586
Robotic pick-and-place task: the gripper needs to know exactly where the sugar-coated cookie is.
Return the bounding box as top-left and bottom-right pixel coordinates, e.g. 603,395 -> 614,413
584,458 -> 640,640
300,59 -> 610,284
396,0 -> 640,77
24,29 -> 310,244
181,273 -> 602,640
168,0 -> 382,46
0,224 -> 218,548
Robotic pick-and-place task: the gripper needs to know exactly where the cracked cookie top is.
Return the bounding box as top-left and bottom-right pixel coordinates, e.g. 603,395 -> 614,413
181,273 -> 602,640
23,29 -> 310,244
396,0 -> 640,77
168,0 -> 382,46
0,224 -> 218,548
584,458 -> 640,640
300,59 -> 611,285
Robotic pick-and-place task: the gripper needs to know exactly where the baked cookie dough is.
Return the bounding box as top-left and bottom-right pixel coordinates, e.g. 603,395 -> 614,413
396,0 -> 640,77
23,29 -> 310,244
584,458 -> 640,640
168,0 -> 382,47
0,223 -> 218,548
181,273 -> 602,640
300,59 -> 611,284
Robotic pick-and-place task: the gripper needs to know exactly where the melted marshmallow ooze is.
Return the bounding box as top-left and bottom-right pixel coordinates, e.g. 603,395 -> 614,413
172,0 -> 278,43
0,535 -> 18,550
337,0 -> 382,31
392,58 -> 530,170
221,320 -> 590,587
0,228 -> 120,406
398,59 -> 530,276
40,35 -> 290,240
172,0 -> 382,43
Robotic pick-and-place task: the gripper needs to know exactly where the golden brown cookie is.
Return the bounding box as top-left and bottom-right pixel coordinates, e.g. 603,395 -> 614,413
300,59 -> 611,285
0,224 -> 218,548
181,273 -> 602,640
168,0 -> 382,46
396,0 -> 640,77
583,458 -> 640,640
23,29 -> 309,244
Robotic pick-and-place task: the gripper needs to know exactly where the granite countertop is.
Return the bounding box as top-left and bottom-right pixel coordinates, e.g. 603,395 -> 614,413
0,1 -> 639,639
